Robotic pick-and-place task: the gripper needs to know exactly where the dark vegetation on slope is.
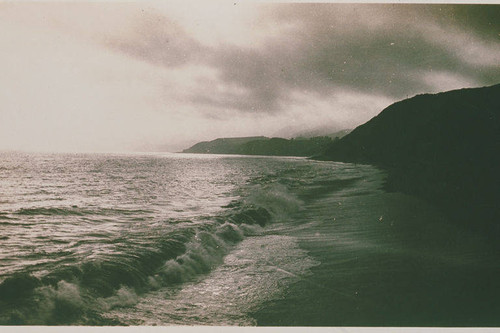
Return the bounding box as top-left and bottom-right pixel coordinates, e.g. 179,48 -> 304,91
318,84 -> 500,236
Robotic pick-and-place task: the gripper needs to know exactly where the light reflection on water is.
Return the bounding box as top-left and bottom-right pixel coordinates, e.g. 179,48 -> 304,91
0,151 -> 497,326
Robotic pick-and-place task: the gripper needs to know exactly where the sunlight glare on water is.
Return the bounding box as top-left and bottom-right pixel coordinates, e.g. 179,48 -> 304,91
1,151 -> 497,326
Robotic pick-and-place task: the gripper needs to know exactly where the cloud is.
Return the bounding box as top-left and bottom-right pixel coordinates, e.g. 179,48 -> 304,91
103,11 -> 204,68
0,8 -> 210,152
99,3 -> 499,115
262,4 -> 499,94
0,2 -> 498,152
420,71 -> 481,93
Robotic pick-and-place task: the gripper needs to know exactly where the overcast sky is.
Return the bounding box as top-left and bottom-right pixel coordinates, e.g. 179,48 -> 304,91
0,2 -> 499,152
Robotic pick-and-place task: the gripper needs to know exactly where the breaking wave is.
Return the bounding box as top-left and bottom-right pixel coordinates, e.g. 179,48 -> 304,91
0,182 -> 302,325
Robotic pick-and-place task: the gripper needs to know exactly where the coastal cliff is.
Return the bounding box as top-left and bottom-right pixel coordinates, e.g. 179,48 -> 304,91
318,84 -> 500,235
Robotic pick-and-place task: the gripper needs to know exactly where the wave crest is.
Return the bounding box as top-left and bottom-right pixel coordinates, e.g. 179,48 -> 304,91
0,177 -> 301,324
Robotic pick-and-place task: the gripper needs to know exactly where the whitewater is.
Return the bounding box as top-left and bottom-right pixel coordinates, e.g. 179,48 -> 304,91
0,152 -> 498,326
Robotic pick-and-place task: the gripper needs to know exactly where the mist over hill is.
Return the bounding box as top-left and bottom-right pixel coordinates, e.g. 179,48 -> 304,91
294,128 -> 352,140
318,84 -> 500,236
272,125 -> 351,139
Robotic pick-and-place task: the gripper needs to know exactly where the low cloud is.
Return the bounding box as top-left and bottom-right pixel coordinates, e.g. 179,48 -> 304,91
0,3 -> 498,152
420,71 -> 481,93
101,3 -> 500,115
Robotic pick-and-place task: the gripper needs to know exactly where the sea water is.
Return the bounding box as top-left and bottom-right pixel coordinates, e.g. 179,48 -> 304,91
0,152 -> 498,326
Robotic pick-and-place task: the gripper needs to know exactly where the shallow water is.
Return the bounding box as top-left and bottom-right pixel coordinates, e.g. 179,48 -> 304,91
0,152 -> 498,326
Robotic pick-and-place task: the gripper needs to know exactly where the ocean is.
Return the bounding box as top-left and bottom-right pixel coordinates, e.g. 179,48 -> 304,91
0,152 -> 498,326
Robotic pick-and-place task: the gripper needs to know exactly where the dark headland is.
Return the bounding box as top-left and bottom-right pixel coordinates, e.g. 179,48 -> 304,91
317,83 -> 500,238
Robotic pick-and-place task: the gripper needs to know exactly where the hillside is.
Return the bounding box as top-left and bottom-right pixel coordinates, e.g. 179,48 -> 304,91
319,84 -> 500,235
294,128 -> 352,139
182,136 -> 336,157
182,136 -> 268,154
294,128 -> 352,140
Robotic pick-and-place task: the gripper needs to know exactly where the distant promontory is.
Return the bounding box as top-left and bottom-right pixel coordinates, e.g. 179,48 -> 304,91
182,130 -> 350,157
